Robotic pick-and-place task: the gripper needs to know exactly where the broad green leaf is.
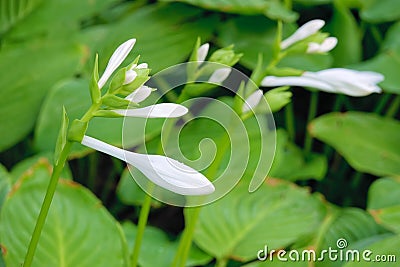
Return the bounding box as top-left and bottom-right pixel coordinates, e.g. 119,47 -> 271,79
0,164 -> 10,210
116,168 -> 161,207
2,0 -> 119,40
0,160 -> 128,267
122,222 -> 212,267
293,0 -> 332,4
244,260 -> 308,267
10,155 -> 72,184
343,234 -> 400,267
160,0 -> 269,15
193,180 -> 325,261
328,0 -> 362,66
216,16 -> 332,72
368,177 -> 400,233
0,40 -> 84,152
269,129 -> 327,181
360,0 -> 400,23
309,112 -> 400,177
80,3 -> 218,74
314,208 -> 388,267
34,78 -> 163,158
0,0 -> 44,34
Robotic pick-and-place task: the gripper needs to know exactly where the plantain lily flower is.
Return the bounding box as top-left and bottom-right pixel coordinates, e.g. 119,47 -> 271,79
98,39 -> 136,89
307,37 -> 338,54
262,68 -> 384,97
208,67 -> 231,84
281,19 -> 325,50
242,90 -> 263,113
81,135 -> 215,195
197,43 -> 209,65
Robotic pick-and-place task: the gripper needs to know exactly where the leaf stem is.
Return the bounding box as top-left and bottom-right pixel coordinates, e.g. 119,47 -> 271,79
23,141 -> 73,267
285,101 -> 295,140
374,93 -> 391,114
304,91 -> 318,157
172,207 -> 201,267
130,185 -> 153,267
385,95 -> 400,118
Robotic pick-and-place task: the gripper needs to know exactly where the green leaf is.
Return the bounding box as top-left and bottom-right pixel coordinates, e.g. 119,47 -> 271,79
263,0 -> 298,22
89,54 -> 101,104
0,0 -> 44,34
10,155 -> 72,184
193,180 -> 325,261
116,168 -> 161,207
368,177 -> 400,233
0,160 -> 129,267
122,222 -> 212,267
0,164 -> 11,211
343,234 -> 400,267
2,0 -> 119,40
269,129 -> 327,181
309,112 -> 400,176
54,107 -> 69,165
34,78 -> 163,158
360,0 -> 400,23
159,0 -> 270,15
216,16 -> 332,71
329,0 -> 362,66
0,41 -> 84,152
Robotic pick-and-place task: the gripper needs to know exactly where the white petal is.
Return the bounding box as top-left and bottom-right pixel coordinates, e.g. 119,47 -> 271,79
197,43 -> 209,64
82,135 -> 126,161
305,69 -> 383,96
281,19 -> 325,49
81,135 -> 214,195
319,37 -> 338,52
113,103 -> 188,118
127,153 -> 215,195
136,63 -> 148,69
242,89 -> 263,113
208,68 -> 231,84
98,39 -> 136,89
307,37 -> 338,53
125,85 -> 153,103
262,75 -> 335,92
124,69 -> 137,85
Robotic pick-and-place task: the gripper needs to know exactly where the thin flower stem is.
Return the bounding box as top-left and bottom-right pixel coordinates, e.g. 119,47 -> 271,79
173,207 -> 201,267
385,95 -> 400,118
304,91 -> 319,157
285,101 -> 296,140
131,185 -> 153,267
215,257 -> 228,267
374,93 -> 392,114
23,141 -> 73,267
323,94 -> 345,156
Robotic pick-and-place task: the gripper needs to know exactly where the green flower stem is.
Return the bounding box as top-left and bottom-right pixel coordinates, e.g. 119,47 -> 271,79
374,93 -> 392,114
23,141 -> 73,267
285,101 -> 296,140
304,91 -> 319,157
172,206 -> 201,267
385,95 -> 400,118
131,185 -> 153,267
323,94 -> 346,156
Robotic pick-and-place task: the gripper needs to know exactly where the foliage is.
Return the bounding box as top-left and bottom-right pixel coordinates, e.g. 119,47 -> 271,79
0,0 -> 399,266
